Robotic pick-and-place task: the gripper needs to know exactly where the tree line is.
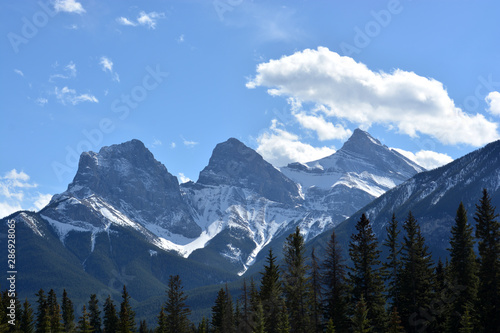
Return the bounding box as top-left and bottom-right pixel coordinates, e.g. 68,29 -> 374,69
1,189 -> 499,332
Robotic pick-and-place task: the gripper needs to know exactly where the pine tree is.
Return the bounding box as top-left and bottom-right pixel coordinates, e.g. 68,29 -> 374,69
88,294 -> 102,333
35,289 -> 51,333
398,211 -> 434,333
310,248 -> 322,333
276,298 -> 290,333
457,303 -> 474,333
103,296 -> 118,333
138,320 -> 148,333
348,214 -> 386,332
157,307 -> 167,333
62,289 -> 76,332
237,280 -> 252,333
47,289 -> 62,332
259,249 -> 283,333
20,298 -> 35,333
325,319 -> 336,333
77,305 -> 93,333
211,287 -> 233,333
351,296 -> 372,333
251,301 -> 265,333
197,317 -> 208,333
163,275 -> 191,333
282,227 -> 311,333
382,213 -> 401,310
433,258 -> 447,333
447,202 -> 478,333
387,307 -> 404,333
321,230 -> 349,333
474,188 -> 500,332
118,286 -> 136,333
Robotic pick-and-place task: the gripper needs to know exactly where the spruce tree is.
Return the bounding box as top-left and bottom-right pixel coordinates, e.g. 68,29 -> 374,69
321,230 -> 349,333
88,294 -> 102,333
103,296 -> 118,333
138,320 -> 148,333
447,202 -> 478,332
276,298 -> 290,333
197,317 -> 208,333
35,289 -> 51,333
433,258 -> 447,333
398,211 -> 434,333
350,296 -> 372,333
20,298 -> 35,333
47,289 -> 62,332
237,279 -> 252,333
348,214 -> 386,332
325,319 -> 336,333
458,303 -> 474,333
164,275 -> 191,333
62,289 -> 76,332
259,249 -> 283,333
282,227 -> 311,333
310,248 -> 322,333
474,188 -> 500,332
382,213 -> 401,310
157,307 -> 167,333
118,286 -> 136,333
211,287 -> 233,333
387,307 -> 404,333
77,305 -> 93,333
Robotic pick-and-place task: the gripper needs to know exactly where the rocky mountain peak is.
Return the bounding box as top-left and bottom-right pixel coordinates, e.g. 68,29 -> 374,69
197,138 -> 301,205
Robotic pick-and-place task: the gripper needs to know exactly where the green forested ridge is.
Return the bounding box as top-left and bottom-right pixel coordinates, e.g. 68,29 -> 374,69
2,190 -> 499,332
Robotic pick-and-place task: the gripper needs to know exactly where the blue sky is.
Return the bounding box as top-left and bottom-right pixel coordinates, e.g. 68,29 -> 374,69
1,0 -> 500,218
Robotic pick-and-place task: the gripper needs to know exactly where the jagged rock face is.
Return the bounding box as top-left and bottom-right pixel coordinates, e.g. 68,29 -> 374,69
50,139 -> 201,238
197,138 -> 301,205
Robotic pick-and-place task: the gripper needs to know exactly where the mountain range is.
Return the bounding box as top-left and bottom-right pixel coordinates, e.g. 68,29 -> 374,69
3,128 -> 500,322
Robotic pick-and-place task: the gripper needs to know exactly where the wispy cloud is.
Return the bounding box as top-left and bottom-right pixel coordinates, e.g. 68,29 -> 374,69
49,61 -> 77,82
177,34 -> 185,43
53,0 -> 86,14
0,169 -> 52,218
116,11 -> 165,29
36,98 -> 48,106
99,56 -> 120,82
182,138 -> 198,147
14,69 -> 24,77
151,139 -> 162,148
54,86 -> 98,105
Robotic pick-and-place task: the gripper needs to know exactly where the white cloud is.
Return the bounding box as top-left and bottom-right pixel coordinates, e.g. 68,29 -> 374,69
151,139 -> 162,148
36,98 -> 48,106
99,56 -> 120,82
49,61 -> 77,82
256,120 -> 336,167
55,86 -> 99,105
14,69 -> 24,77
178,173 -> 191,183
247,47 -> 499,147
116,17 -> 137,26
0,169 -> 50,219
295,112 -> 352,141
178,34 -> 185,43
33,193 -> 53,211
117,11 -> 165,29
170,142 -> 176,148
183,138 -> 198,147
392,148 -> 453,170
53,0 -> 86,14
486,91 -> 500,116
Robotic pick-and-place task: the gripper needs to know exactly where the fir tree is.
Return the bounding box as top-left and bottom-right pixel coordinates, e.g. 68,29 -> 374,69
387,308 -> 404,333
157,307 -> 167,333
259,249 -> 283,333
47,289 -> 62,332
197,317 -> 208,333
20,298 -> 35,333
118,286 -> 136,333
351,296 -> 372,333
35,289 -> 51,333
382,213 -> 401,310
310,248 -> 322,333
276,298 -> 290,333
211,287 -> 234,333
77,305 -> 93,333
433,258 -> 448,333
163,275 -> 191,333
138,320 -> 148,333
88,294 -> 102,333
252,301 -> 265,333
237,280 -> 252,333
474,188 -> 500,332
447,202 -> 478,333
282,227 -> 311,333
348,214 -> 386,332
325,319 -> 336,333
458,303 -> 474,333
321,230 -> 349,333
103,296 -> 118,333
398,211 -> 434,333
62,289 -> 76,332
